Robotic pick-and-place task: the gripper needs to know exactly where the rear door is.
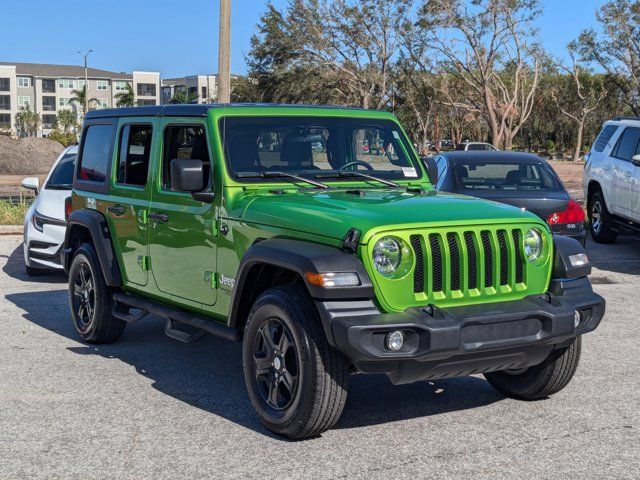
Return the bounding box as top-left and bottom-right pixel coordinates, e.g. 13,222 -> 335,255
611,127 -> 640,220
148,118 -> 217,306
106,117 -> 156,286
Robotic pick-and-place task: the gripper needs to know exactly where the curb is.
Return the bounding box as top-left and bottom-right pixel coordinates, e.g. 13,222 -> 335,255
0,225 -> 22,236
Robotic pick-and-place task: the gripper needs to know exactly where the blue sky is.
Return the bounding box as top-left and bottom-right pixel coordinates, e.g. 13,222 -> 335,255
0,0 -> 604,77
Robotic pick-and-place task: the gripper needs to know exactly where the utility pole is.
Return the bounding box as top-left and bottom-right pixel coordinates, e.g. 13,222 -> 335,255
78,49 -> 93,116
217,0 -> 231,103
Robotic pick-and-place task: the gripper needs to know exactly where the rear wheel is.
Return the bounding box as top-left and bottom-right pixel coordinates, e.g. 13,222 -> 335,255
588,190 -> 617,244
68,243 -> 126,343
242,286 -> 349,439
484,337 -> 581,400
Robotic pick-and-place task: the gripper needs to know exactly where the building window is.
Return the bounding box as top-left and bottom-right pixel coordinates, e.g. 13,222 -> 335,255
0,113 -> 10,129
0,78 -> 9,92
98,98 -> 108,109
59,97 -> 72,107
18,77 -> 31,88
137,99 -> 156,106
97,81 -> 108,90
78,80 -> 86,89
42,114 -> 57,129
42,96 -> 56,111
18,96 -> 30,107
137,83 -> 156,96
42,79 -> 56,93
114,81 -> 129,91
58,79 -> 75,89
0,95 -> 10,110
201,86 -> 207,100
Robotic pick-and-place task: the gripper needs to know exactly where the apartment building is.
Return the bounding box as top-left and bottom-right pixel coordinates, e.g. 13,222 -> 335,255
0,62 -> 160,136
161,75 -> 219,105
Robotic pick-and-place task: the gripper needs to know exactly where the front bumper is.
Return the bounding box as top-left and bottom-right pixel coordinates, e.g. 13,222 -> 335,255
317,276 -> 604,384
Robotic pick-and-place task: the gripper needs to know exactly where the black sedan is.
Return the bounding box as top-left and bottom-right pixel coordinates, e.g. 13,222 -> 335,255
423,151 -> 586,244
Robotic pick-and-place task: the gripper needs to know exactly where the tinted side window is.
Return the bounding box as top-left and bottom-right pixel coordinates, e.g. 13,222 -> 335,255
593,125 -> 618,153
117,124 -> 153,186
78,124 -> 114,182
46,154 -> 76,189
613,128 -> 640,162
163,125 -> 210,189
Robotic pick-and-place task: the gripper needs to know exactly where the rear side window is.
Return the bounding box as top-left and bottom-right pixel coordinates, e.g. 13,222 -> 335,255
117,124 -> 153,187
78,124 -> 114,183
592,125 -> 618,153
613,128 -> 640,161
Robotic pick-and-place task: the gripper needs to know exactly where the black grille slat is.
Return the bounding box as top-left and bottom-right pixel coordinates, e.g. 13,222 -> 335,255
410,235 -> 424,293
447,233 -> 461,291
481,231 -> 493,288
464,232 -> 478,290
497,230 -> 509,285
512,229 -> 524,284
429,234 -> 443,292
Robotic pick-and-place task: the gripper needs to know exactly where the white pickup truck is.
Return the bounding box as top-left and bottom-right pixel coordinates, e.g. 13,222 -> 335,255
584,117 -> 640,243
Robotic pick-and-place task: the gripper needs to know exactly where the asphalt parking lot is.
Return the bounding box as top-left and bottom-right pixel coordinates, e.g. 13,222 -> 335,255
1,234 -> 639,479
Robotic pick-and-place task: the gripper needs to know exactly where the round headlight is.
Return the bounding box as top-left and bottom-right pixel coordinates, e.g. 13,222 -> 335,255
524,228 -> 543,262
373,236 -> 403,275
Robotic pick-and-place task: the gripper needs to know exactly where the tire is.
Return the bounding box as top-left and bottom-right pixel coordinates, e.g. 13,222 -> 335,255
242,286 -> 350,439
68,243 -> 126,343
588,190 -> 617,244
484,337 -> 581,400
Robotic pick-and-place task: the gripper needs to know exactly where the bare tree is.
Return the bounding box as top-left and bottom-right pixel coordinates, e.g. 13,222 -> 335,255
577,0 -> 640,116
552,43 -> 608,161
404,0 -> 542,149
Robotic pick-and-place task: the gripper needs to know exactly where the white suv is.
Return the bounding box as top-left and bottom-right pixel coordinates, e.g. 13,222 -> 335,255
583,117 -> 640,243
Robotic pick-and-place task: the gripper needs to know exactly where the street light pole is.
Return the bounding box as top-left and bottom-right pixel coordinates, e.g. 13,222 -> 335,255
217,0 -> 231,103
77,49 -> 93,116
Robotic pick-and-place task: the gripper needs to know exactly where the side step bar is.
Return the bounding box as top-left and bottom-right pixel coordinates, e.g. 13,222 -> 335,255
112,292 -> 241,343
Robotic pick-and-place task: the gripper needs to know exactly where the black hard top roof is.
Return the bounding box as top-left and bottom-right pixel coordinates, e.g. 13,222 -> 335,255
84,103 -> 373,119
439,151 -> 546,164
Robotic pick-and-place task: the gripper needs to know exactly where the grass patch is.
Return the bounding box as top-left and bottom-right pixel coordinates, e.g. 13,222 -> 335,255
0,201 -> 28,225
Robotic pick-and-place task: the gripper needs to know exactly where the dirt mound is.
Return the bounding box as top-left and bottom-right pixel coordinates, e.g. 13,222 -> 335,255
0,136 -> 64,175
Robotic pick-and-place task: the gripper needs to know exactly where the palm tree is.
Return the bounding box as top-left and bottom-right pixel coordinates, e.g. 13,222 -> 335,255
57,109 -> 78,134
169,89 -> 198,104
115,83 -> 135,107
69,86 -> 99,117
15,106 -> 40,137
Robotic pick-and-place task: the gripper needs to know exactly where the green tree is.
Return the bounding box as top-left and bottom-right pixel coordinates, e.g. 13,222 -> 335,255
69,86 -> 99,117
15,106 -> 40,137
115,82 -> 135,107
169,88 -> 198,104
57,109 -> 78,134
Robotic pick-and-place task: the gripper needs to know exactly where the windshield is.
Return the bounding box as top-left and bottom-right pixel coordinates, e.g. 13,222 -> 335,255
453,160 -> 561,191
46,153 -> 76,189
220,117 -> 421,183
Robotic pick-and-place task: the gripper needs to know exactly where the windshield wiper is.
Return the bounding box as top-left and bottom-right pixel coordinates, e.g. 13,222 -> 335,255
236,171 -> 329,189
315,171 -> 401,188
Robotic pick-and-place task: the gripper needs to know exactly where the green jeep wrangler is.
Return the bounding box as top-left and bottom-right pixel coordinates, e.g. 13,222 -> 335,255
63,104 -> 605,439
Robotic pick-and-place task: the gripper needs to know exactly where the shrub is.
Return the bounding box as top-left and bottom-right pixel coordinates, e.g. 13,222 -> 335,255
47,129 -> 77,147
544,139 -> 556,152
0,201 -> 28,225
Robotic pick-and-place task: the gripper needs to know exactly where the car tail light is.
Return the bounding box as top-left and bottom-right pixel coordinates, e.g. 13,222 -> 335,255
64,196 -> 73,221
547,199 -> 585,225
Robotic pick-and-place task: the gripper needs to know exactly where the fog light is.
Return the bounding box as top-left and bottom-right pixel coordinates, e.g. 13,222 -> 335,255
574,310 -> 581,328
386,330 -> 404,351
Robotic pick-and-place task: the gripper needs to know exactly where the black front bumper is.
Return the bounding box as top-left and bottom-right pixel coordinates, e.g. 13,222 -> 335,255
317,276 -> 604,384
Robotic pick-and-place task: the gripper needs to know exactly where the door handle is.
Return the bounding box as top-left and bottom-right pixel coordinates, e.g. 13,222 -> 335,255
107,204 -> 125,216
149,212 -> 169,223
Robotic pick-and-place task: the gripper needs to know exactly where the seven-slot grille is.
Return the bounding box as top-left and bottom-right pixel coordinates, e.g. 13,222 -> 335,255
409,228 -> 527,298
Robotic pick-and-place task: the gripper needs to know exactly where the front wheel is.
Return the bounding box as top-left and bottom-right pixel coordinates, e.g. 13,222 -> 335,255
588,190 -> 617,244
484,337 -> 581,400
242,286 -> 349,439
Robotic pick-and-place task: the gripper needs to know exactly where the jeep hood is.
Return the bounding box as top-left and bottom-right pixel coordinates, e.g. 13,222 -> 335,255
233,188 -> 543,242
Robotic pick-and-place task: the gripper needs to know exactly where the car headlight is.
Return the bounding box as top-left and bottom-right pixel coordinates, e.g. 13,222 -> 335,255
373,236 -> 412,277
524,228 -> 543,262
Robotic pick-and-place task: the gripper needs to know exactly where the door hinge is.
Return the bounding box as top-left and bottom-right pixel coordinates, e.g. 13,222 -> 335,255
137,255 -> 150,271
204,271 -> 217,289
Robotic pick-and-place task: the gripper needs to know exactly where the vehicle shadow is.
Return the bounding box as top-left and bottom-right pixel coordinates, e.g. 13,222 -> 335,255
1,244 -> 66,284
6,288 -> 503,440
585,234 -> 640,277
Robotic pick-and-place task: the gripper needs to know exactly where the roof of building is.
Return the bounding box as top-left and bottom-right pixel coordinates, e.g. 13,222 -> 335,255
0,62 -> 132,79
85,103 -> 378,119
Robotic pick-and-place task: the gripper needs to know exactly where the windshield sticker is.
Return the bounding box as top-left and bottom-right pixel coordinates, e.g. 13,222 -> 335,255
402,167 -> 418,178
392,131 -> 400,139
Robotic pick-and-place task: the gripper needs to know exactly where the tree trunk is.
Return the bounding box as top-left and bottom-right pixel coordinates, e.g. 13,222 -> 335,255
573,122 -> 584,162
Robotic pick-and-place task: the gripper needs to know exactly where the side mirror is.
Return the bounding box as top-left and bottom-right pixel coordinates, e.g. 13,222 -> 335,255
170,159 -> 204,192
422,157 -> 438,185
21,177 -> 39,193
632,154 -> 640,166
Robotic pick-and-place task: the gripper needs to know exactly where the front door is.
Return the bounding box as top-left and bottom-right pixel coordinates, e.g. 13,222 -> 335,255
106,118 -> 156,286
611,127 -> 640,220
148,119 -> 217,305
